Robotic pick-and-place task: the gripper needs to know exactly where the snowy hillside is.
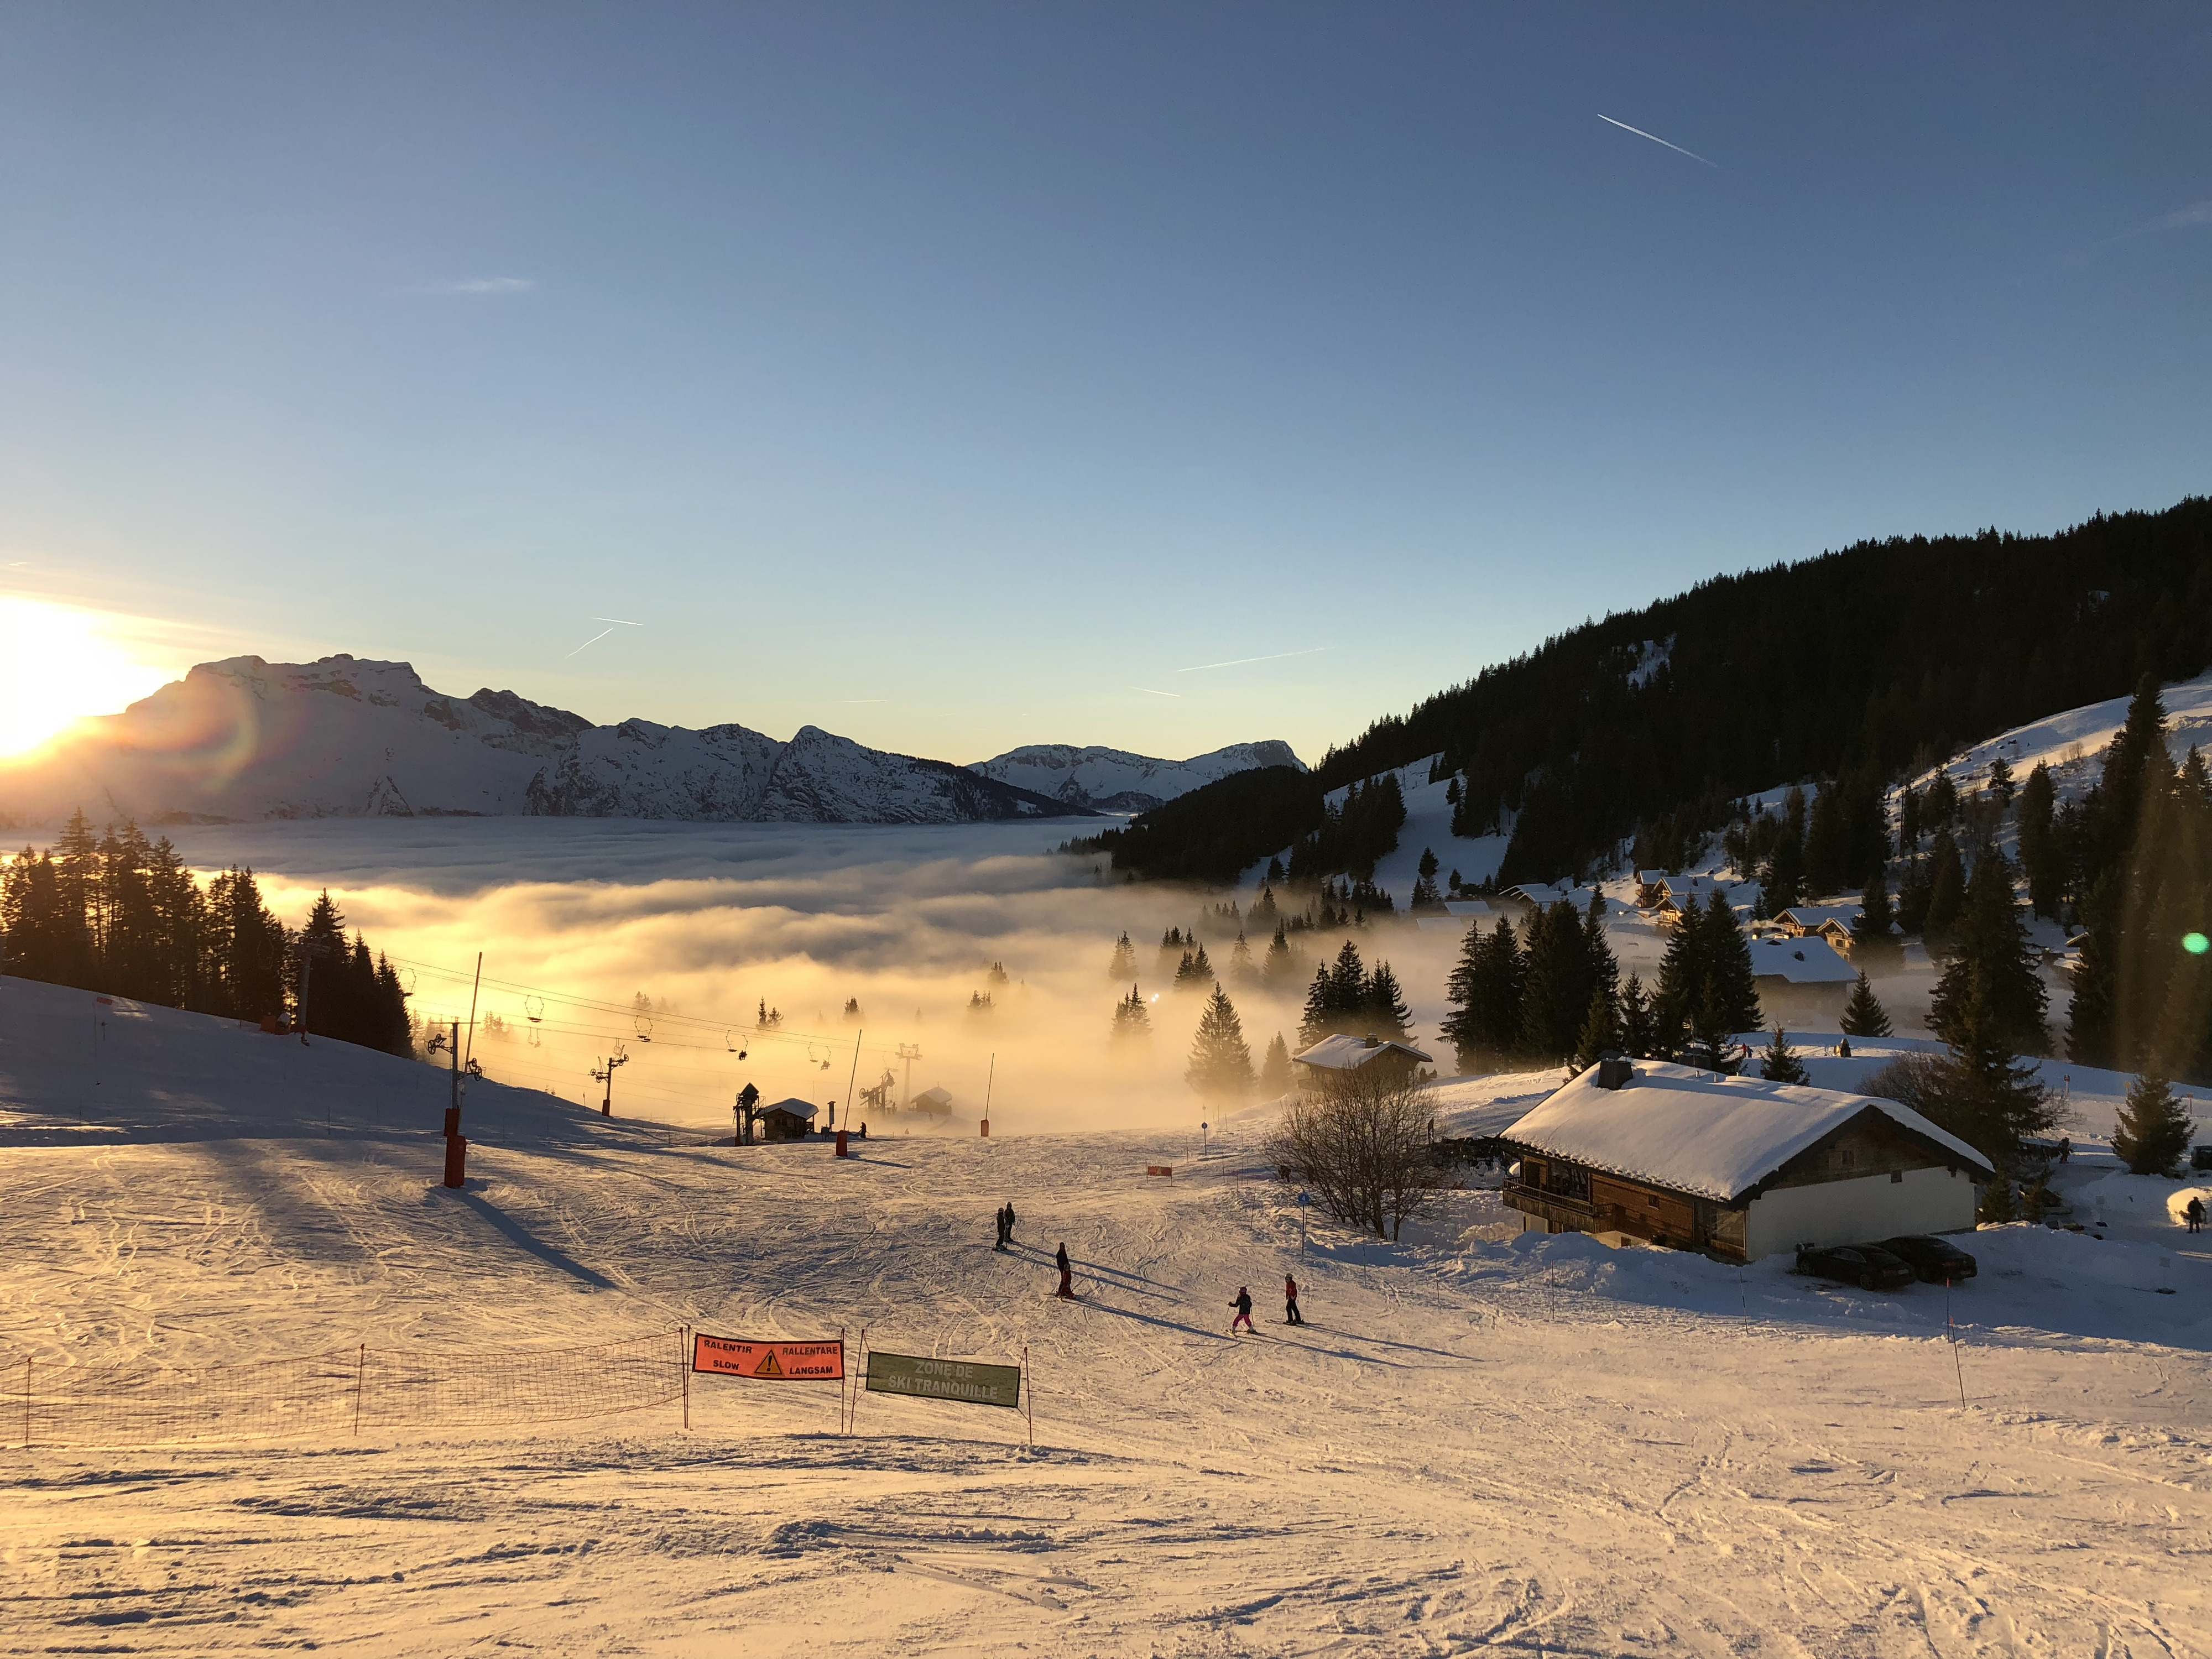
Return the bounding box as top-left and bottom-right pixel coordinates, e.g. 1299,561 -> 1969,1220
0,655 -> 1079,828
6,974 -> 2212,1654
1910,661 -> 2212,806
968,739 -> 1303,813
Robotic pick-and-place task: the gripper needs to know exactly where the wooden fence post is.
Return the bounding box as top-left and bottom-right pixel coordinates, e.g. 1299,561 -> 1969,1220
352,1344 -> 366,1438
20,1357 -> 28,1449
1023,1345 -> 1032,1449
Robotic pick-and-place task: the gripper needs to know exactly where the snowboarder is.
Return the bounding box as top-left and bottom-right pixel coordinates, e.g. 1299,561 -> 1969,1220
2187,1196 -> 2204,1234
1055,1241 -> 1073,1298
1284,1274 -> 1304,1326
1230,1286 -> 1254,1334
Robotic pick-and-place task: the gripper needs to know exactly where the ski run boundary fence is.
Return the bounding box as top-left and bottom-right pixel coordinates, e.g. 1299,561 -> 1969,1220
6,1331 -> 688,1449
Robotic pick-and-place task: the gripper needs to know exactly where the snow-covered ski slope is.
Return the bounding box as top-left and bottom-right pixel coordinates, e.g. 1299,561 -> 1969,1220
6,976 -> 2212,1656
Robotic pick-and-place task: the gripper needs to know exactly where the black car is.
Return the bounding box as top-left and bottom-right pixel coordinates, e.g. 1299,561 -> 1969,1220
1794,1242 -> 1917,1291
1878,1234 -> 1978,1284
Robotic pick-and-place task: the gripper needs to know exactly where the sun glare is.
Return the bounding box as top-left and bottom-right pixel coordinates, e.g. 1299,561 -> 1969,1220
0,598 -> 173,759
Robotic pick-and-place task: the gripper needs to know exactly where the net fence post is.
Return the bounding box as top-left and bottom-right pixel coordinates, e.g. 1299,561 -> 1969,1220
681,1327 -> 691,1433
1023,1345 -> 1032,1450
353,1343 -> 366,1438
20,1357 -> 28,1450
838,1326 -> 848,1435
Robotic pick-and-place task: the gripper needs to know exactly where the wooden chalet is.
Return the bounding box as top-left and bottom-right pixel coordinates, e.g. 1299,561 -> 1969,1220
1292,1033 -> 1434,1089
1501,1060 -> 1992,1262
757,1098 -> 821,1141
1772,905 -> 1861,954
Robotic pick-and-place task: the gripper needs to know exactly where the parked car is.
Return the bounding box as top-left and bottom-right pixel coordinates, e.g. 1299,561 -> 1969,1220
1794,1242 -> 1916,1291
1879,1235 -> 1978,1283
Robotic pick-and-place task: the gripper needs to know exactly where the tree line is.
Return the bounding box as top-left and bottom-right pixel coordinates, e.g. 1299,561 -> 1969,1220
1,811 -> 415,1057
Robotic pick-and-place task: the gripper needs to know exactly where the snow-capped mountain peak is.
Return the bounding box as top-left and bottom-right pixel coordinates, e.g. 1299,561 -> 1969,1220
966,739 -> 1305,813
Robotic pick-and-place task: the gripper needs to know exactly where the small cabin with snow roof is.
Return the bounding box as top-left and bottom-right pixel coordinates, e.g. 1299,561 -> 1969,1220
1772,905 -> 1861,954
1292,1034 -> 1433,1089
757,1098 -> 822,1141
1500,1060 -> 1992,1262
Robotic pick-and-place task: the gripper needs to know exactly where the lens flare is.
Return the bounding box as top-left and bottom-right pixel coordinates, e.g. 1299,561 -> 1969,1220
0,597 -> 171,758
2184,932 -> 2209,956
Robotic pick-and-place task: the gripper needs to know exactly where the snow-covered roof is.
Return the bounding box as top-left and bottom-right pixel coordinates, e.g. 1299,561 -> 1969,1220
1502,1061 -> 1993,1202
1504,883 -> 1596,909
910,1086 -> 954,1109
1443,900 -> 1495,917
1748,937 -> 1857,984
1774,905 -> 1860,929
1635,869 -> 1672,886
1292,1034 -> 1434,1072
1659,875 -> 1722,898
761,1097 -> 821,1119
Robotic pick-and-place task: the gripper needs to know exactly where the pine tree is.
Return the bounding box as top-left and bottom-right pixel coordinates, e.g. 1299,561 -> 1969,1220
1571,988 -> 1619,1072
1439,920 -> 1488,1072
1264,921 -> 1298,987
1229,931 -> 1258,987
1363,961 -> 1412,1039
1853,877 -> 1895,958
1652,892 -> 1705,1055
1410,847 -> 1443,912
1443,919 -> 1525,1072
1258,1032 -> 1292,1095
1111,983 -> 1151,1041
1697,891 -> 1763,1035
2018,761 -> 2063,919
1764,831 -> 1803,916
1896,857 -> 1933,936
1978,1176 -> 2016,1224
1927,851 -> 2047,1055
1300,964 -> 1336,1046
1618,973 -> 1654,1058
2112,1066 -> 2193,1175
1987,755 -> 2015,807
1840,972 -> 1892,1037
1922,831 -> 1965,937
1109,931 -> 1136,980
1759,1026 -> 1808,1084
2098,674 -> 2172,877
1186,985 -> 1256,1098
1922,966 -> 2057,1164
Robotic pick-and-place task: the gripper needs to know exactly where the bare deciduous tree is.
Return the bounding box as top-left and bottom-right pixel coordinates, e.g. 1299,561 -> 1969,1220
1267,1069 -> 1439,1240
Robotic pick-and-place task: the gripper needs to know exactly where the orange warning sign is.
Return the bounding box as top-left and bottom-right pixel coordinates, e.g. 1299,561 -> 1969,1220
1146,1165 -> 1173,1177
691,1332 -> 846,1381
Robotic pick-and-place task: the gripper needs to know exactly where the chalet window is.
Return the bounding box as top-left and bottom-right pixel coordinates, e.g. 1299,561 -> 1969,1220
1838,1149 -> 1857,1170
1891,1170 -> 1903,1183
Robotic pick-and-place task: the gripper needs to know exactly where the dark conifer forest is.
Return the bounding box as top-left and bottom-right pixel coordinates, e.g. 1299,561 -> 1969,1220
1,811 -> 415,1056
1083,498 -> 2212,887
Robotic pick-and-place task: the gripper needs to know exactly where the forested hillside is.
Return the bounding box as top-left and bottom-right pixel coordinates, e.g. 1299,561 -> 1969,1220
1095,498 -> 2212,888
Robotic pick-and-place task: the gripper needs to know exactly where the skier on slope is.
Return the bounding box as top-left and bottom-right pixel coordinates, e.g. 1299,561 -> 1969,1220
1230,1286 -> 1254,1334
1055,1241 -> 1073,1298
993,1203 -> 1008,1250
2187,1196 -> 2204,1234
1283,1273 -> 1304,1326
1004,1200 -> 1018,1248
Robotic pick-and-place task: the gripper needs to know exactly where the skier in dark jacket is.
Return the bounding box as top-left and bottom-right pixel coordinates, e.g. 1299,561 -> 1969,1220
1283,1274 -> 1303,1325
2188,1196 -> 2205,1234
1230,1286 -> 1254,1333
1004,1201 -> 1017,1247
1055,1241 -> 1073,1298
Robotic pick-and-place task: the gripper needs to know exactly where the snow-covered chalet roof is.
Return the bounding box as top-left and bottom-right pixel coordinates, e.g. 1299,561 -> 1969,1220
1503,1061 -> 1993,1202
1442,899 -> 1495,917
1292,1034 -> 1434,1071
910,1086 -> 954,1109
1748,937 -> 1857,984
761,1097 -> 821,1119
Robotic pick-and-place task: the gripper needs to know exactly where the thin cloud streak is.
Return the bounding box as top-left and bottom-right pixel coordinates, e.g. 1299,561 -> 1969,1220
1175,646 -> 1332,674
1130,686 -> 1181,698
1597,113 -> 1718,169
420,276 -> 537,295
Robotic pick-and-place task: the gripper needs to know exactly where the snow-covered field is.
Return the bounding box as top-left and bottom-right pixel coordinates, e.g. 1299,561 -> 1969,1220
6,974 -> 2212,1656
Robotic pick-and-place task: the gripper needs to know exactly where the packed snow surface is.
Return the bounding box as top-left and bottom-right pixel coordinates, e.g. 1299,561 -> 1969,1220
1503,1060 -> 1993,1202
6,977 -> 2212,1655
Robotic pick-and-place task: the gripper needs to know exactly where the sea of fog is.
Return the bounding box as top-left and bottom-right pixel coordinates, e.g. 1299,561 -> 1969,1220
152,818 -> 1483,1136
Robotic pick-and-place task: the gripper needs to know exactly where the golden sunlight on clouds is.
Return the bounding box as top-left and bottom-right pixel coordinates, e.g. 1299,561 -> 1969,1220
0,597 -> 175,758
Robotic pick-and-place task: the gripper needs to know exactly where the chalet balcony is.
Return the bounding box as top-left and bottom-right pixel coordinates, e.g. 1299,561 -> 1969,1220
1501,1181 -> 1600,1233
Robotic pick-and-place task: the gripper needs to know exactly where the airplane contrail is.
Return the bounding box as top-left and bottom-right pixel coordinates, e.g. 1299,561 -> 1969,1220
591,617 -> 644,627
1130,686 -> 1182,698
1598,113 -> 1718,169
565,617 -> 645,659
1175,646 -> 1332,674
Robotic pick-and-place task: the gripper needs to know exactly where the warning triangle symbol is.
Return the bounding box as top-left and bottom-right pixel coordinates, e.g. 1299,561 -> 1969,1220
753,1350 -> 785,1378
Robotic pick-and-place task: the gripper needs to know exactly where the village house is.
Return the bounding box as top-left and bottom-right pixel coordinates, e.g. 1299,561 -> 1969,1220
907,1085 -> 955,1119
1748,935 -> 1858,1021
1292,1034 -> 1434,1089
1772,904 -> 1861,954
756,1098 -> 821,1141
1501,1060 -> 1991,1261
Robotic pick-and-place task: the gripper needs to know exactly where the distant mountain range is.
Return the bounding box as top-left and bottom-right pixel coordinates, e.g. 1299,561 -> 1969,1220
0,655 -> 1299,829
967,740 -> 1306,813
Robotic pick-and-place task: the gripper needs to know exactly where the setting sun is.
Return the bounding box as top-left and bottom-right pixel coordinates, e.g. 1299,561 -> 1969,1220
0,597 -> 174,759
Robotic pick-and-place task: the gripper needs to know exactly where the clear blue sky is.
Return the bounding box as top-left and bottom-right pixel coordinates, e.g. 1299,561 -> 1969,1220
2,4 -> 2205,766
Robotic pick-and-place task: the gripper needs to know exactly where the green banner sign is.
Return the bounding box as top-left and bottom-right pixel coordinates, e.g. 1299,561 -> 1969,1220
865,1349 -> 1022,1410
